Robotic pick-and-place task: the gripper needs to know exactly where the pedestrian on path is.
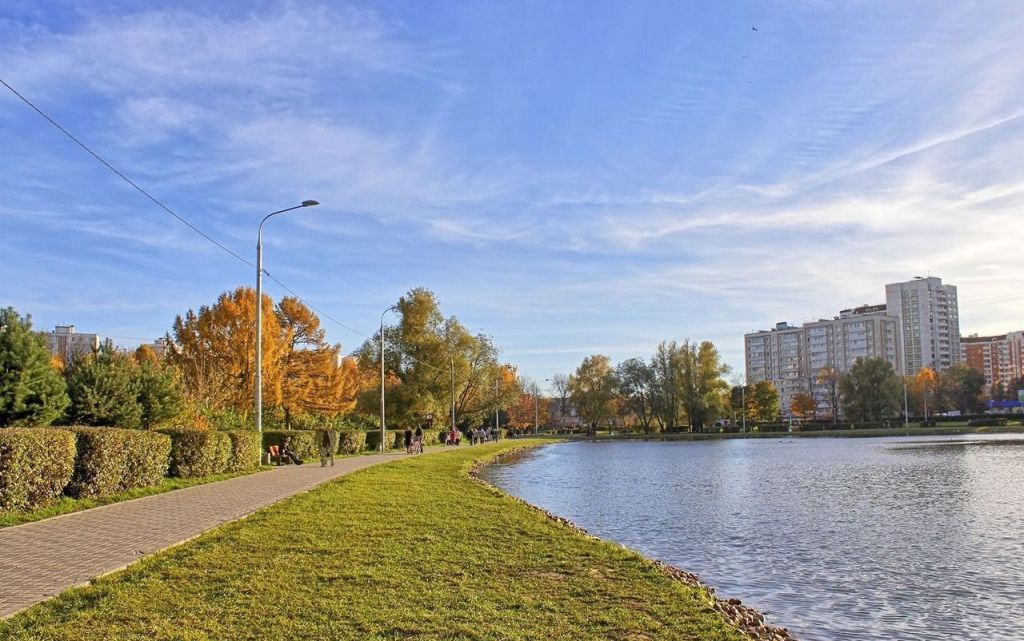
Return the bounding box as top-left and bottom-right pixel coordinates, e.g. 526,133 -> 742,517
404,428 -> 413,453
320,431 -> 335,467
414,425 -> 424,454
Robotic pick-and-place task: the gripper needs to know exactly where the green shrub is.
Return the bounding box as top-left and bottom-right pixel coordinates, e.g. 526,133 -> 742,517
262,430 -> 335,460
365,429 -> 403,452
66,428 -> 171,498
337,430 -> 366,455
162,429 -> 231,478
226,430 -> 261,471
0,428 -> 77,511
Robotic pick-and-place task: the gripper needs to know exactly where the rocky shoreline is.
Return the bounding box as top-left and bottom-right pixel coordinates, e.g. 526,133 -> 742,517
468,445 -> 797,641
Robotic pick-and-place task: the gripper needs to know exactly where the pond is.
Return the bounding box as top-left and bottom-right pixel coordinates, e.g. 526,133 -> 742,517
481,435 -> 1024,641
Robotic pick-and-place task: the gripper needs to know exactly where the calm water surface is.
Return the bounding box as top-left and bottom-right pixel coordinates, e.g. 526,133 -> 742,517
482,435 -> 1024,641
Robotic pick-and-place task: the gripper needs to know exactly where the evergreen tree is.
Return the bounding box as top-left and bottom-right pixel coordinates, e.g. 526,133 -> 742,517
0,307 -> 69,426
65,345 -> 143,428
137,359 -> 183,428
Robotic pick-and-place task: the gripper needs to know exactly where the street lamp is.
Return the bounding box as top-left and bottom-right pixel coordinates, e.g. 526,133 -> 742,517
255,200 -> 319,452
379,305 -> 398,452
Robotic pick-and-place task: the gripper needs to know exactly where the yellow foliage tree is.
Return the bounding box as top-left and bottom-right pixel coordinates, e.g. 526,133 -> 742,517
166,287 -> 286,416
790,393 -> 817,420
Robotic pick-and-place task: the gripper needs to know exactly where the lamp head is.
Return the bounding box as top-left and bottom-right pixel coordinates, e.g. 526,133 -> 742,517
301,200 -> 320,207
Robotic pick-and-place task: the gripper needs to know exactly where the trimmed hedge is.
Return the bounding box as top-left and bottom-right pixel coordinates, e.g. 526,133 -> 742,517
365,429 -> 406,451
162,429 -> 231,478
226,430 -> 261,471
262,430 -> 336,460
337,430 -> 365,455
0,428 -> 77,511
66,428 -> 171,499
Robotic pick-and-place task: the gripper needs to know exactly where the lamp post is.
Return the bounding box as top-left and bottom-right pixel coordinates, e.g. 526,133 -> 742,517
450,354 -> 456,433
255,200 -> 319,454
379,305 -> 398,452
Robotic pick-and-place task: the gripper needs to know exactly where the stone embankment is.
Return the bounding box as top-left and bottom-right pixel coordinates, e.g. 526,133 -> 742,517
469,447 -> 797,641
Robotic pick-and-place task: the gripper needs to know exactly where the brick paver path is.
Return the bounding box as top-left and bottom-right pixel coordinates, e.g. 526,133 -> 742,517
0,449 -> 432,618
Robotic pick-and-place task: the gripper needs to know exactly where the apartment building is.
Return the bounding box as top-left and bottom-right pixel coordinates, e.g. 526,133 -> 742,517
745,305 -> 902,418
43,325 -> 100,362
884,277 -> 960,375
961,332 -> 1024,391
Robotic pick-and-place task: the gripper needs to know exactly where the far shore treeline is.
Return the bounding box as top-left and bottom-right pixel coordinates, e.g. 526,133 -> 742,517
0,287 -> 1009,435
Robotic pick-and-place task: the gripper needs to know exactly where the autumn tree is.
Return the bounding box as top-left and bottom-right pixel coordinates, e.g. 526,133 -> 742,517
936,364 -> 986,414
790,393 -> 817,420
839,357 -> 901,422
506,380 -> 549,431
747,381 -> 780,423
648,340 -> 729,431
816,367 -> 841,424
616,358 -> 657,433
909,367 -> 938,417
355,288 -> 517,429
549,373 -> 571,427
568,355 -> 619,429
0,307 -> 69,426
166,287 -> 286,417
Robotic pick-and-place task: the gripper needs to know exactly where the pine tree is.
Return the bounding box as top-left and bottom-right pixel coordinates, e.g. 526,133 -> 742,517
0,307 -> 69,426
65,345 -> 143,428
137,359 -> 183,428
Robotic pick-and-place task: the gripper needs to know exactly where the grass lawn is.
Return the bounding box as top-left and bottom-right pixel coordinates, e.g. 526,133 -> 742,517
0,468 -> 268,529
0,441 -> 750,641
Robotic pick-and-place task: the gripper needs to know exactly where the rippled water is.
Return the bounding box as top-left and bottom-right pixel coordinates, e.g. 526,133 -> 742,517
482,435 -> 1024,641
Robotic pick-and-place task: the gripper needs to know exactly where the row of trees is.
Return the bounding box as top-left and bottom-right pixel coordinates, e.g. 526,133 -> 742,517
556,340 -> 733,432
0,307 -> 181,428
352,288 -> 520,429
4,286 -> 527,433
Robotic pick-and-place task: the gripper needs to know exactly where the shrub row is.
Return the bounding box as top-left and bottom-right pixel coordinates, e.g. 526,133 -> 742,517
160,429 -> 261,477
66,428 -> 171,498
0,427 -> 263,512
337,430 -> 366,455
0,429 -> 77,511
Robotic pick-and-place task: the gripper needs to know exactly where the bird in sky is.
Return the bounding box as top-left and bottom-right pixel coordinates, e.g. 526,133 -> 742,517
752,26 -> 758,31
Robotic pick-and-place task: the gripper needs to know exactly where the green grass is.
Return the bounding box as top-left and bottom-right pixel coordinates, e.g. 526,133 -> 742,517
0,468 -> 266,529
0,441 -> 748,641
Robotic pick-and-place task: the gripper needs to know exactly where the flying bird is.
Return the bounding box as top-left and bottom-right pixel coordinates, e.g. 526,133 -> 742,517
752,26 -> 758,31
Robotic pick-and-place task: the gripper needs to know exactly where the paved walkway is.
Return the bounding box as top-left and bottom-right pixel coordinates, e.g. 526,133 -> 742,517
0,449 -> 430,618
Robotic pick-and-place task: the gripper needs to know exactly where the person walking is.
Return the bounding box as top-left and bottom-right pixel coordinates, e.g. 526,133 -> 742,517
319,430 -> 335,467
414,425 -> 424,454
404,428 -> 413,453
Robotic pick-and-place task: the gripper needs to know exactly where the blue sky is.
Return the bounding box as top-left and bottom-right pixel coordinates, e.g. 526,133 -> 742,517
2,1 -> 1023,387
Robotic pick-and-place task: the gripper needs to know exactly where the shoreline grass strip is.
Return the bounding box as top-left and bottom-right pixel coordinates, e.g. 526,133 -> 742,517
0,441 -> 750,640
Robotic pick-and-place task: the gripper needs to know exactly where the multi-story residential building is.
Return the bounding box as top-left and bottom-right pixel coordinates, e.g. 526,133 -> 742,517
745,305 -> 902,418
961,331 -> 1024,391
884,276 -> 960,375
43,325 -> 100,362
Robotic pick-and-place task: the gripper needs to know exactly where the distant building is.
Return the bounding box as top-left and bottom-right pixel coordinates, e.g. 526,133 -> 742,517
43,325 -> 100,362
140,337 -> 169,358
745,305 -> 902,418
961,332 -> 1024,391
884,277 -> 960,375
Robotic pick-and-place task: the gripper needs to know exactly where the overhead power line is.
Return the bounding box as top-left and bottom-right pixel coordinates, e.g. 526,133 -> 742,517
1,76 -> 477,375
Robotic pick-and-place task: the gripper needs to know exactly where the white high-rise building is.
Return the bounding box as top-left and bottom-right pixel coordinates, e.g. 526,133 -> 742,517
884,277 -> 960,375
744,305 -> 902,418
43,325 -> 100,362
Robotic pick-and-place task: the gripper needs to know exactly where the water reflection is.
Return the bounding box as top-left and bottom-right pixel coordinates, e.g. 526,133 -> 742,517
482,435 -> 1024,641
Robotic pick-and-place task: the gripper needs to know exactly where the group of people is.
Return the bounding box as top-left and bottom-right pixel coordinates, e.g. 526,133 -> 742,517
403,426 -> 425,454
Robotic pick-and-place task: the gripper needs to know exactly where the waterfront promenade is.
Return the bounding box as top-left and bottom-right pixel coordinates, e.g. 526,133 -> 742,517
0,449 -> 421,618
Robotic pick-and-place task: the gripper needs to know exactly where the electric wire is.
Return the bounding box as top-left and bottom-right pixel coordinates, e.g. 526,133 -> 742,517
1,76 -> 473,377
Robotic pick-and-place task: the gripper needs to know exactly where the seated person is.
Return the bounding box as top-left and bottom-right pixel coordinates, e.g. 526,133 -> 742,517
280,436 -> 303,465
